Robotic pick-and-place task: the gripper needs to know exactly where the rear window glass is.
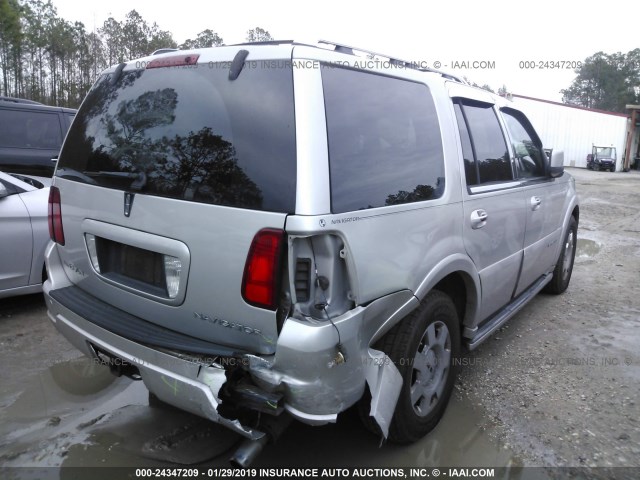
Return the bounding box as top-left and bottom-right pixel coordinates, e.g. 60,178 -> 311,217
0,109 -> 62,149
321,66 -> 445,213
456,101 -> 512,185
57,62 -> 296,212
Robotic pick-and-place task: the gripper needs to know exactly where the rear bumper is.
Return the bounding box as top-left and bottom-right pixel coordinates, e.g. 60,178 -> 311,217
43,284 -> 369,433
44,242 -> 415,435
44,286 -> 265,439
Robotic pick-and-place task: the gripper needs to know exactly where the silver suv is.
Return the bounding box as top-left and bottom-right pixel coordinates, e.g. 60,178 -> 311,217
44,41 -> 579,465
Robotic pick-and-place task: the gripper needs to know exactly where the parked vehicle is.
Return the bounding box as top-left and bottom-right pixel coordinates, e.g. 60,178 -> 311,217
43,41 -> 579,465
586,146 -> 616,172
0,97 -> 76,177
0,171 -> 50,298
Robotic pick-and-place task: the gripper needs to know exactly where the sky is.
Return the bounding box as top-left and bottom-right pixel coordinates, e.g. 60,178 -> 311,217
50,0 -> 637,102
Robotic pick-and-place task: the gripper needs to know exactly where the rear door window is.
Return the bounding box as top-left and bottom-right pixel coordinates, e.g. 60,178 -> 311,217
322,66 -> 445,213
454,100 -> 512,186
0,109 -> 62,149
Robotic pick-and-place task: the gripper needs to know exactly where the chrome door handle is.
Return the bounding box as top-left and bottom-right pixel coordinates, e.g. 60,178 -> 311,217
531,196 -> 541,210
470,209 -> 488,229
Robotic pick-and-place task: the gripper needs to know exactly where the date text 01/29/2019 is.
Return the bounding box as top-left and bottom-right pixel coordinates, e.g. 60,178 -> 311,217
133,467 -> 497,478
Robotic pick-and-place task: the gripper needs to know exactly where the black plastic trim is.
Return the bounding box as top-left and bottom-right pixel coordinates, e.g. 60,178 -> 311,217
50,286 -> 246,357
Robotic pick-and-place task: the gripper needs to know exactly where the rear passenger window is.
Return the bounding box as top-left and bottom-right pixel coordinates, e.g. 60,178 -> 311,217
322,66 -> 445,213
454,103 -> 477,186
501,108 -> 546,178
454,100 -> 512,186
0,110 -> 61,149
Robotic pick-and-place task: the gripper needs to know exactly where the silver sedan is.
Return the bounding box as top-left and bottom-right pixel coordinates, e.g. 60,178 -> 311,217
0,171 -> 50,298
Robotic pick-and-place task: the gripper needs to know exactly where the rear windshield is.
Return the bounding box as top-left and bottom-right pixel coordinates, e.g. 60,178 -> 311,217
57,62 -> 296,212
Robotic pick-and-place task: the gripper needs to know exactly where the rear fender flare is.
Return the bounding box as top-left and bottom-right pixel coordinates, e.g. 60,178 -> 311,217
371,254 -> 480,345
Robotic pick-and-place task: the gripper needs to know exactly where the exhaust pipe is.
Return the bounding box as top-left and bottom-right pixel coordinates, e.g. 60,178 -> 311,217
229,436 -> 269,468
229,413 -> 293,467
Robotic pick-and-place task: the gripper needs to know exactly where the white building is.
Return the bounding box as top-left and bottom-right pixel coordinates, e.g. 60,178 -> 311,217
509,94 -> 633,170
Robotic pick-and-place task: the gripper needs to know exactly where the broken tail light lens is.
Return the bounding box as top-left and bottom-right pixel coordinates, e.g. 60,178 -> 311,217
48,186 -> 65,245
242,229 -> 285,310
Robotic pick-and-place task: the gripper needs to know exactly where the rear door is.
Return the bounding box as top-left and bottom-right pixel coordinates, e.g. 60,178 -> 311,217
453,99 -> 526,321
53,48 -> 297,354
0,175 -> 33,292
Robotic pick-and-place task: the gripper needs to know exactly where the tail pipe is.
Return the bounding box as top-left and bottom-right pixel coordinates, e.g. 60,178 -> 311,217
229,436 -> 269,468
229,413 -> 293,468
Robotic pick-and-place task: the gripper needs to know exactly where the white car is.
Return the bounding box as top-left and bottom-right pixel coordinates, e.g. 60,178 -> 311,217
0,171 -> 50,298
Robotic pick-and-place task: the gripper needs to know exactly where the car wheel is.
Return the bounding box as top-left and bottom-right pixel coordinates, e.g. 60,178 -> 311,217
594,163 -> 600,171
544,216 -> 577,294
364,290 -> 460,443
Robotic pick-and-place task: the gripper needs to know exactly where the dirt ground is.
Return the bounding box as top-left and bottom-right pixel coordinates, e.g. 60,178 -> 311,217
0,167 -> 639,473
456,167 -> 640,467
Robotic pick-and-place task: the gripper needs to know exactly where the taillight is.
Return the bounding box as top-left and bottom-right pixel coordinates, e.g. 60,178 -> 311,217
48,186 -> 65,245
242,229 -> 285,310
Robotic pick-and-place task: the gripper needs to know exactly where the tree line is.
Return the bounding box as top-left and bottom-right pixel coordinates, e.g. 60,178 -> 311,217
1,0 -> 638,112
562,49 -> 640,113
0,0 -> 272,108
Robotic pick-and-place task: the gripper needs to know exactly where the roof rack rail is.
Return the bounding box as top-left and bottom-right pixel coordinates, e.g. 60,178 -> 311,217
317,40 -> 466,84
151,48 -> 179,55
229,40 -> 296,47
0,96 -> 43,105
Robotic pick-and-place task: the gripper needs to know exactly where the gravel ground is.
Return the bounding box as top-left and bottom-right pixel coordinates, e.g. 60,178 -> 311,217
456,167 -> 640,468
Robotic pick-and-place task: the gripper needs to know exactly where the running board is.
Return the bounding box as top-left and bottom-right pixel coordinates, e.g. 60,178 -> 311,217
465,274 -> 553,350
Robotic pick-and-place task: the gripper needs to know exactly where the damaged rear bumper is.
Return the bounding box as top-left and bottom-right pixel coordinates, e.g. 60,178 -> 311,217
44,281 -> 414,439
44,289 -> 265,439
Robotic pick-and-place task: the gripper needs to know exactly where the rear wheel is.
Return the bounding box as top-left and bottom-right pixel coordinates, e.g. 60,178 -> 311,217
544,216 -> 577,294
361,290 -> 460,443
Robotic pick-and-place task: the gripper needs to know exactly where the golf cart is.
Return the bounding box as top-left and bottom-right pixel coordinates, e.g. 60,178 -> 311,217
586,146 -> 616,172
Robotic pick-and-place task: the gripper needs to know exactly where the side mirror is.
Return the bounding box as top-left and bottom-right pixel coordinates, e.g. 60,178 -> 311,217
550,150 -> 564,178
0,182 -> 8,199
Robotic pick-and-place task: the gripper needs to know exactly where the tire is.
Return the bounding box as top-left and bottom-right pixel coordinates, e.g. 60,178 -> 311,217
594,163 -> 600,171
360,290 -> 460,443
544,216 -> 577,294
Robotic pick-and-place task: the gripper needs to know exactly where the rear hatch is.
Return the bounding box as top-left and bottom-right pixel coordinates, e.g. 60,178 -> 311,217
53,47 -> 296,354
